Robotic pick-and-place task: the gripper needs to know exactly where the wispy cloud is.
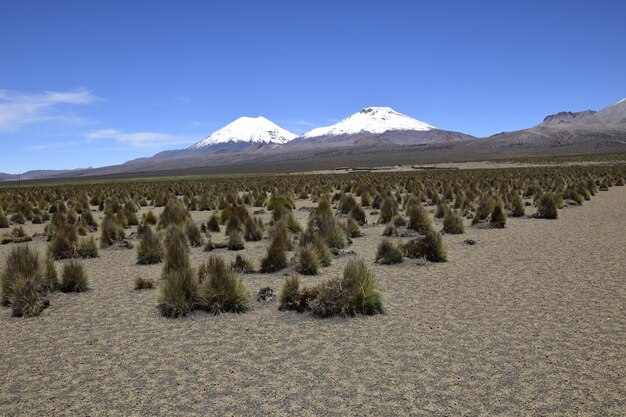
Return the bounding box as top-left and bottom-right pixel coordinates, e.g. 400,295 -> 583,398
29,141 -> 82,151
0,88 -> 101,131
86,129 -> 195,148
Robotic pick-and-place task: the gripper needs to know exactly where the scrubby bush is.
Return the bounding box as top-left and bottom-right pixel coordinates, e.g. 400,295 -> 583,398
163,225 -> 190,273
382,224 -> 398,237
142,210 -> 157,225
158,199 -> 191,229
341,217 -> 362,238
510,193 -> 525,217
227,230 -> 245,251
261,227 -> 288,273
0,208 -> 9,228
231,254 -> 255,273
158,267 -> 196,317
244,216 -> 264,241
134,276 -> 154,290
100,213 -> 125,248
404,229 -> 447,262
77,236 -> 99,258
296,243 -> 319,275
49,224 -> 78,259
407,204 -> 433,234
136,227 -> 164,265
207,214 -> 221,232
489,200 -> 507,228
375,239 -> 404,264
0,246 -> 47,317
535,192 -> 559,219
472,195 -> 494,225
279,276 -> 314,313
186,223 -> 204,247
443,209 -> 464,234
196,255 -> 249,314
60,260 -> 89,292
310,259 -> 384,317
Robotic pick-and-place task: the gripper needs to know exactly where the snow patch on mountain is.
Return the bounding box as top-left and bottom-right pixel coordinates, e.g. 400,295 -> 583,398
191,116 -> 297,149
302,107 -> 435,138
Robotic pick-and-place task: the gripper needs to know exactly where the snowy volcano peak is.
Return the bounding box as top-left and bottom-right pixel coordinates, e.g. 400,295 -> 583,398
302,106 -> 435,138
191,116 -> 297,149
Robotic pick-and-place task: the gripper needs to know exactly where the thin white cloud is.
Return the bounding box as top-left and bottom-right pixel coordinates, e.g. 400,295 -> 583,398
29,141 -> 82,151
0,88 -> 101,131
86,129 -> 195,149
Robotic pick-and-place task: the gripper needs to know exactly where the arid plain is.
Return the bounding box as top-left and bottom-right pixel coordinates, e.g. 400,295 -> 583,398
1,168 -> 625,416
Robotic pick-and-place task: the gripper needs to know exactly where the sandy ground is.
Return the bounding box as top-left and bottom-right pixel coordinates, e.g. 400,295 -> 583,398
1,187 -> 625,416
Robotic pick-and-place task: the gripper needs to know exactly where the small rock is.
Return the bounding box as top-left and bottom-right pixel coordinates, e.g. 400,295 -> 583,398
253,209 -> 266,215
464,239 -> 477,245
257,287 -> 274,302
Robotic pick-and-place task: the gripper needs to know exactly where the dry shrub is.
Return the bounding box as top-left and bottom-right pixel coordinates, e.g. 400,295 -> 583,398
231,254 -> 255,274
535,192 -> 559,219
134,276 -> 154,290
443,209 -> 465,234
163,225 -> 190,273
77,236 -> 99,258
375,239 -> 404,264
404,229 -> 447,262
407,204 -> 432,234
296,243 -> 319,275
158,267 -> 196,317
136,226 -> 164,265
60,260 -> 89,292
158,199 -> 191,229
196,255 -> 249,314
100,213 -> 125,248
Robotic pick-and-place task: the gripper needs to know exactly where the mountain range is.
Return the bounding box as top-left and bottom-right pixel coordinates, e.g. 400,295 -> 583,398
2,99 -> 625,181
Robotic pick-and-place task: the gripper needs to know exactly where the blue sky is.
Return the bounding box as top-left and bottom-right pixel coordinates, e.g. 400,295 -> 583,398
1,0 -> 625,173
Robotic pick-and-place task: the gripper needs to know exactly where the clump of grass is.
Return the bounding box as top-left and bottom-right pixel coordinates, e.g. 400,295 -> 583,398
0,208 -> 9,228
308,197 -> 347,249
535,192 -> 559,219
0,246 -> 50,316
382,223 -> 398,237
310,259 -> 384,318
77,236 -> 99,258
60,260 -> 89,292
472,195 -> 494,225
186,223 -> 204,247
244,216 -> 264,241
158,267 -> 196,317
163,225 -> 190,273
142,210 -> 157,225
341,217 -> 362,238
375,239 -> 404,264
227,230 -> 245,251
196,255 -> 249,314
49,224 -> 78,259
407,204 -> 433,234
136,226 -> 164,265
278,275 -> 318,313
158,224 -> 195,317
231,254 -> 255,274
43,254 -> 58,291
207,214 -> 221,232
10,276 -> 49,317
158,199 -> 192,229
296,243 -> 320,275
134,276 -> 154,290
489,200 -> 507,228
404,229 -> 447,262
443,209 -> 465,234
260,223 -> 289,273
510,193 -> 525,217
100,213 -> 125,248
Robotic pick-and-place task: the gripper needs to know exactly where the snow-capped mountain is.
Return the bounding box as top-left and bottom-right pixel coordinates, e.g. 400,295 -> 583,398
302,107 -> 435,138
191,116 -> 296,149
288,106 -> 473,148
